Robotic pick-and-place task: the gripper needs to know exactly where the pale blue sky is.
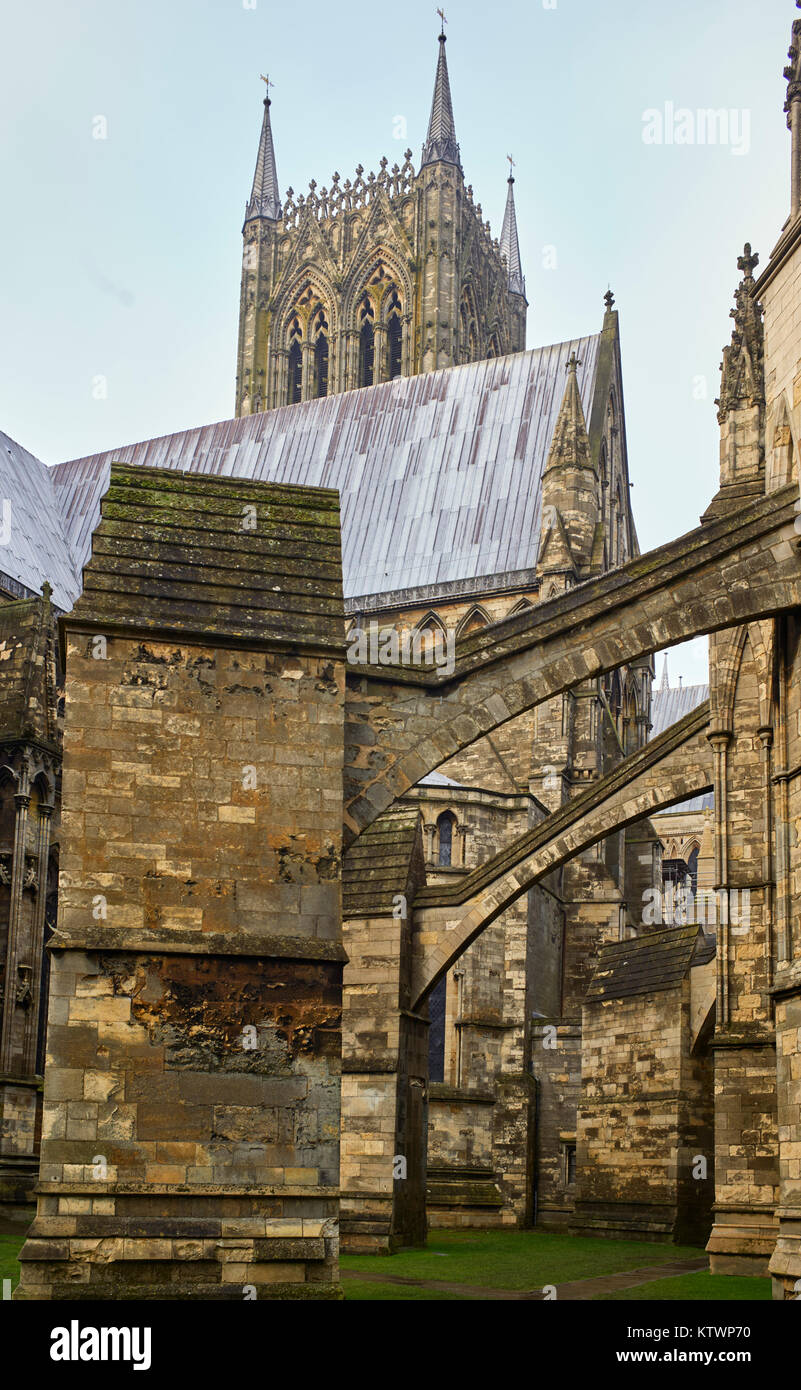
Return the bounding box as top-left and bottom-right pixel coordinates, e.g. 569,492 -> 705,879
0,0 -> 794,682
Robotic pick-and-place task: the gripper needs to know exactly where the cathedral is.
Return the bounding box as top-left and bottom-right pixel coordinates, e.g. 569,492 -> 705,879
1,15 -> 801,1301
235,27 -> 526,414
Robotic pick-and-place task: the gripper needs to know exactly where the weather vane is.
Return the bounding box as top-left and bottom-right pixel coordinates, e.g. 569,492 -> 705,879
507,154 -> 516,174
437,8 -> 447,34
260,74 -> 275,92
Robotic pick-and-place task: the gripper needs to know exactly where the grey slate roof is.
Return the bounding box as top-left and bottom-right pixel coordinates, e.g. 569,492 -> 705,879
650,681 -> 713,813
651,683 -> 710,737
0,430 -> 81,611
47,336 -> 602,603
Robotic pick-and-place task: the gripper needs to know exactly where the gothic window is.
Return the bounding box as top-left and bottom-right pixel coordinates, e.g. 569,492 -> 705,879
486,332 -> 501,360
386,290 -> 403,380
459,287 -> 479,364
428,975 -> 447,1083
287,315 -> 303,404
437,810 -> 456,867
311,306 -> 329,399
314,336 -> 329,398
687,847 -> 699,896
358,296 -> 375,387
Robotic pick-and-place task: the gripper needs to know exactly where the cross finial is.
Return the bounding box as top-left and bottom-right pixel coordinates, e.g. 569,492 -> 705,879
260,73 -> 275,101
737,242 -> 759,281
566,351 -> 582,375
604,288 -> 615,311
437,7 -> 447,35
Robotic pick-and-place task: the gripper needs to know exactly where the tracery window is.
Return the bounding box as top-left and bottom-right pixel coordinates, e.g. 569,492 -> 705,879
287,315 -> 302,404
358,296 -> 375,387
312,306 -> 329,399
387,290 -> 403,380
437,810 -> 456,867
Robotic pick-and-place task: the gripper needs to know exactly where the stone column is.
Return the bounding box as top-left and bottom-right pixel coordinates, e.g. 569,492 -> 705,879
374,325 -> 387,384
22,804 -> 52,1075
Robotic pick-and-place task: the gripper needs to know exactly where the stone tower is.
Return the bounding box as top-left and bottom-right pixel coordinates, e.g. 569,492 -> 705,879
235,29 -> 528,415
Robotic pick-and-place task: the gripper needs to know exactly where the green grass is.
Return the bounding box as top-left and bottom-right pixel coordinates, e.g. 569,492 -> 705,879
0,1233 -> 23,1294
344,1279 -> 472,1300
599,1271 -> 772,1301
341,1228 -> 706,1291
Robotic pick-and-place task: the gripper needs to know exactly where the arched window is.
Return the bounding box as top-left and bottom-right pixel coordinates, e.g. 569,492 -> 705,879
428,975 -> 447,1083
287,315 -> 303,404
437,810 -> 456,867
687,847 -> 699,896
358,296 -> 375,387
314,336 -> 329,398
387,291 -> 403,380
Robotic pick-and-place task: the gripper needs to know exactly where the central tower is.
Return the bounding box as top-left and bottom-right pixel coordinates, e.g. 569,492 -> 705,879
235,28 -> 528,415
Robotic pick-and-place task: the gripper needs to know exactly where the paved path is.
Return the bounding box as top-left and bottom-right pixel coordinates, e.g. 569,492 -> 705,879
341,1256 -> 709,1301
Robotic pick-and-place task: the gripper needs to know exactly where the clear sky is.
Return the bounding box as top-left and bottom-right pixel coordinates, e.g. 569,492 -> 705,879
1,0 -> 794,683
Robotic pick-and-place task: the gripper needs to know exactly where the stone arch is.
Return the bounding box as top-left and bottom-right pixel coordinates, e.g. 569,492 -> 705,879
410,704 -> 713,1006
459,282 -> 480,363
456,604 -> 491,638
274,271 -> 338,343
508,598 -> 533,617
414,611 -> 448,639
485,326 -> 503,360
344,250 -> 413,332
343,483 -> 800,843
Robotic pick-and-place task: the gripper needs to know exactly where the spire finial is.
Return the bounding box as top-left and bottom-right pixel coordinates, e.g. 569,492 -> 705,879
500,163 -> 525,298
245,76 -> 282,223
421,17 -> 461,168
566,352 -> 582,375
604,288 -> 615,312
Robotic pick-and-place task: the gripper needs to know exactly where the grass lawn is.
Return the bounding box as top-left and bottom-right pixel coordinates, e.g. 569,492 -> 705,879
0,1224 -> 772,1301
341,1228 -> 704,1291
599,1271 -> 772,1301
342,1230 -> 772,1301
0,1233 -> 23,1295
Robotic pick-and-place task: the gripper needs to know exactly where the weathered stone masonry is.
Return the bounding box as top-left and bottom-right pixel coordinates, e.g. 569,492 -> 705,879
16,466 -> 347,1299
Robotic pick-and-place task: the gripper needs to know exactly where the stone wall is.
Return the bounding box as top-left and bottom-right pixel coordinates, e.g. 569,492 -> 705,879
16,465 -> 347,1300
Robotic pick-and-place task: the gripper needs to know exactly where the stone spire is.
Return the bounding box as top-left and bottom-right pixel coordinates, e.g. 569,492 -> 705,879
421,24 -> 461,169
660,654 -> 670,692
539,353 -> 600,576
784,1 -> 801,218
716,243 -> 764,426
245,77 -> 282,223
500,162 -> 525,298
